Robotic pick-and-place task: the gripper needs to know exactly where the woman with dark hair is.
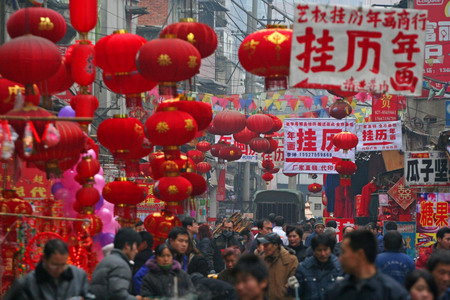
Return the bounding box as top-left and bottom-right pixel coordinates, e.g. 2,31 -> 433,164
405,269 -> 438,300
140,244 -> 194,298
286,226 -> 308,262
197,224 -> 215,273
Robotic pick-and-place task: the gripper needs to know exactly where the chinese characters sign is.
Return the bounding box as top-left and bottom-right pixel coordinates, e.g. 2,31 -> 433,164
356,121 -> 402,152
388,177 -> 417,210
290,4 -> 427,95
405,151 -> 450,187
372,94 -> 399,121
283,118 -> 355,174
136,182 -> 165,219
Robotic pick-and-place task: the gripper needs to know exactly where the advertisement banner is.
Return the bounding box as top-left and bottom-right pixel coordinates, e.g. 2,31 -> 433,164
372,94 -> 399,121
215,135 -> 258,161
384,221 -> 416,260
324,218 -> 355,242
405,151 -> 450,187
290,4 -> 427,95
356,121 -> 402,152
283,118 -> 356,174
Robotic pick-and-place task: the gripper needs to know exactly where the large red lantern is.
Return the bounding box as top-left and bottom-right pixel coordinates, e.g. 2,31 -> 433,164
262,172 -> 274,183
71,42 -> 96,86
239,25 -> 292,91
308,183 -> 323,193
69,0 -> 98,34
332,131 -> 359,153
197,162 -> 211,173
210,142 -> 229,158
233,127 -> 259,145
181,172 -> 207,196
265,114 -> 283,134
75,186 -> 100,208
0,35 -> 61,85
219,145 -> 242,161
74,213 -> 102,235
246,114 -> 274,134
76,156 -> 100,179
335,159 -> 357,186
161,19 -> 218,58
149,151 -> 196,180
329,99 -> 353,119
102,71 -> 157,95
38,59 -> 73,96
6,105 -> 53,138
249,137 -> 270,153
187,150 -> 204,164
0,79 -> 39,114
157,98 -> 213,131
196,141 -> 211,152
144,210 -> 181,247
264,137 -> 278,154
212,111 -> 246,135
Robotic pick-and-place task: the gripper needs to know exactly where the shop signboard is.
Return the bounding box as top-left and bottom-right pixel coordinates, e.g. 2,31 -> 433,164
405,151 -> 450,187
372,94 -> 399,121
355,121 -> 402,152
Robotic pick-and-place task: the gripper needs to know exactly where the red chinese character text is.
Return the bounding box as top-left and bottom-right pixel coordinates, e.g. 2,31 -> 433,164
340,31 -> 382,74
420,201 -> 434,227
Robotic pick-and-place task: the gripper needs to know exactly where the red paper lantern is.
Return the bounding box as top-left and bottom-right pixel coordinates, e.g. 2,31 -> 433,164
70,94 -> 99,127
71,42 -> 96,86
264,137 -> 278,154
136,37 -> 201,82
196,141 -> 211,152
145,110 -> 198,146
74,213 -> 102,235
308,183 -> 322,193
219,145 -> 242,161
95,30 -> 147,74
206,123 -> 222,135
38,59 -> 73,96
233,127 -> 259,144
197,162 -> 211,173
283,172 -> 297,177
246,114 -> 274,134
6,105 -> 53,138
76,156 -> 100,179
332,131 -> 359,152
75,186 -> 100,207
238,25 -> 292,90
0,35 -> 61,84
115,140 -> 153,161
329,99 -> 353,119
265,114 -> 283,134
149,151 -> 196,180
187,150 -> 204,164
161,19 -> 218,58
335,159 -> 357,186
210,142 -> 229,157
0,79 -> 40,114
328,89 -> 358,99
102,71 -> 157,95
181,172 -> 207,196
262,159 -> 274,170
157,99 -> 213,131
212,111 -> 246,135
154,175 -> 192,202
268,168 -> 280,174
262,172 -> 274,182
144,210 -> 181,248
103,178 -> 145,205
69,0 -> 98,33
249,137 -> 270,153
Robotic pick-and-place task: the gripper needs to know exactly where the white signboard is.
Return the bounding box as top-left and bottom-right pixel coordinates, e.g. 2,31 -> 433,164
405,151 -> 450,187
356,121 -> 402,151
283,118 -> 356,174
290,4 -> 427,96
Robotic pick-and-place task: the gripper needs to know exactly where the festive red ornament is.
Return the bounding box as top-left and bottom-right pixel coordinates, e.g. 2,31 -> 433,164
249,137 -> 270,153
212,111 -> 246,135
0,79 -> 39,114
161,19 -> 218,58
70,94 -> 99,127
196,141 -> 211,152
38,59 -> 73,96
74,213 -> 102,235
268,168 -> 280,174
153,161 -> 193,203
219,145 -> 242,161
329,99 -> 353,119
75,186 -> 100,207
137,37 -> 201,82
157,98 -> 212,131
181,172 -> 207,196
103,178 -> 146,206
144,210 -> 181,248
332,131 -> 359,152
264,137 -> 278,154
265,114 -> 283,134
196,161 -> 211,173
69,0 -> 98,33
327,89 -> 358,98
76,156 -> 100,179
0,35 -> 61,85
206,123 -> 222,135
233,127 -> 259,144
283,172 -> 297,177
262,172 -> 274,183
102,71 -> 157,95
335,159 -> 357,186
6,105 -> 53,138
262,159 -> 274,170
115,140 -> 153,161
187,150 -> 204,164
210,142 -> 229,157
149,151 -> 195,180
308,183 -> 322,193
246,114 -> 274,134
71,42 -> 96,86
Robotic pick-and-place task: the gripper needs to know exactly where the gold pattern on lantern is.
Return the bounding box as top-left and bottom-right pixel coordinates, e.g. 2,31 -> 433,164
184,119 -> 195,131
157,54 -> 172,66
168,185 -> 179,195
8,85 -> 24,96
39,17 -> 54,30
187,33 -> 196,44
265,31 -> 289,46
230,150 -> 235,155
243,39 -> 260,56
103,186 -> 111,194
156,122 -> 170,133
134,123 -> 144,136
187,56 -> 198,68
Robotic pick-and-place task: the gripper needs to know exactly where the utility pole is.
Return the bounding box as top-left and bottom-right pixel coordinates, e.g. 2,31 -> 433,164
267,0 -> 273,25
0,0 -> 6,45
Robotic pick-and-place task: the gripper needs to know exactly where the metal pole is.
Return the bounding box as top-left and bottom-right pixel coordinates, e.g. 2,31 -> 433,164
267,0 -> 273,25
242,161 -> 250,209
0,0 -> 6,45
288,176 -> 297,190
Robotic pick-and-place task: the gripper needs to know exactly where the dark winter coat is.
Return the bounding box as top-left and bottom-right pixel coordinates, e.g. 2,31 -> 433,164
90,249 -> 137,300
5,262 -> 88,300
190,272 -> 237,300
198,237 -> 215,272
295,255 -> 342,300
212,233 -> 242,272
324,271 -> 409,300
289,243 -> 308,262
133,248 -> 153,275
140,258 -> 194,298
375,251 -> 415,284
217,268 -> 234,285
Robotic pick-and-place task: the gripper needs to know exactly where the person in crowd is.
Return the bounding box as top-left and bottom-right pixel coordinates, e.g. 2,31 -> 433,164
268,213 -> 276,224
213,219 -> 242,272
405,269 -> 439,300
366,222 -> 385,253
427,250 -> 450,298
325,229 -> 409,300
417,227 -> 450,269
133,231 -> 154,275
91,228 -> 142,300
257,232 -> 298,299
135,220 -> 145,232
305,222 -> 325,247
182,216 -> 199,250
286,226 -> 308,262
134,226 -> 192,294
375,231 -> 414,284
303,223 -> 313,243
140,243 -> 194,298
334,225 -> 355,256
249,218 -> 273,254
188,255 -> 237,300
309,218 -> 317,227
294,234 -> 342,300
218,246 -> 241,285
326,220 -> 337,229
232,254 -> 269,300
324,227 -> 338,256
240,228 -> 254,253
5,239 -> 90,300
273,215 -> 288,245
197,223 -> 215,272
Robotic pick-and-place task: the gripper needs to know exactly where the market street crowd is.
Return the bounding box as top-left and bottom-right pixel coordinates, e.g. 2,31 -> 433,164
4,215 -> 450,300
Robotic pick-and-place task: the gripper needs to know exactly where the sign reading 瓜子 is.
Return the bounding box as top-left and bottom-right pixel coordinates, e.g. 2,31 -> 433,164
405,151 -> 450,187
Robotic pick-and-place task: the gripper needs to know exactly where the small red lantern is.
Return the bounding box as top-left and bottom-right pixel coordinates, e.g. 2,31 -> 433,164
262,159 -> 274,170
283,172 -> 297,177
69,0 -> 98,34
269,168 -> 280,174
329,99 -> 353,119
246,114 -> 274,134
327,89 -> 358,99
308,183 -> 323,193
249,137 -> 270,153
157,98 -> 213,131
335,159 -> 357,186
212,111 -> 247,135
181,172 -> 207,196
71,41 -> 96,86
265,114 -> 283,134
144,210 -> 181,248
197,162 -> 211,173
262,172 -> 274,183
264,137 -> 278,154
196,141 -> 211,152
38,59 -> 73,97
102,71 -> 157,95
187,150 -> 205,164
76,156 -> 100,179
332,131 -> 359,153
219,145 -> 242,161
154,162 -> 192,207
75,186 -> 100,207
210,142 -> 229,157
233,127 -> 259,144
70,94 -> 99,128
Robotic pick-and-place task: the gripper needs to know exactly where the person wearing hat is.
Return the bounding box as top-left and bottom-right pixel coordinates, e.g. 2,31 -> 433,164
257,232 -> 298,300
305,222 -> 325,248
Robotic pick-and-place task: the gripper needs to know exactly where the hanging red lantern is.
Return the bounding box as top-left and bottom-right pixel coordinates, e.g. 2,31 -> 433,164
308,183 -> 323,193
0,78 -> 39,114
264,137 -> 278,154
212,111 -> 247,135
283,172 -> 297,177
38,59 -> 73,96
71,41 -> 96,86
265,114 -> 283,134
233,127 -> 259,144
262,159 -> 274,170
157,98 -> 213,131
327,89 -> 358,99
0,35 -> 61,85
196,141 -> 211,152
7,7 -> 67,43
249,137 -> 270,153
161,19 -> 218,58
197,161 -> 211,173
97,115 -> 145,155
269,168 -> 280,174
115,140 -> 153,161
6,105 -> 53,138
69,0 -> 98,34
95,30 -> 147,74
329,99 -> 353,119
144,210 -> 181,247
75,186 -> 100,207
102,71 -> 157,95
74,213 -> 102,235
262,172 -> 274,183
136,36 -> 201,83
76,156 -> 100,179
150,151 -> 196,180
206,123 -> 222,135
335,159 -> 357,186
219,145 -> 242,161
332,131 -> 359,153
187,150 -> 205,164
210,142 -> 229,157
238,25 -> 292,91
70,94 -> 99,128
181,172 -> 207,196
246,114 -> 274,134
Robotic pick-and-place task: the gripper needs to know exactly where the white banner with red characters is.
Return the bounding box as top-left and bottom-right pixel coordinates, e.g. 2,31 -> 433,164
215,135 -> 258,161
355,121 -> 402,152
290,4 -> 427,96
283,118 -> 356,174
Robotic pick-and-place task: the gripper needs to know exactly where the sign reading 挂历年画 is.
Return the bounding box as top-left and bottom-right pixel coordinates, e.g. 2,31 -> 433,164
355,121 -> 402,152
405,151 -> 450,187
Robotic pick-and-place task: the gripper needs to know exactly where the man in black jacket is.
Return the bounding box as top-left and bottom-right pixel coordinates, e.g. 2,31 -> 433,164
213,219 -> 242,272
133,231 -> 154,275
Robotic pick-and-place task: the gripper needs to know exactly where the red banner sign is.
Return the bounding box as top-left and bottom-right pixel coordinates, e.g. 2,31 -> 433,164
372,94 -> 399,121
